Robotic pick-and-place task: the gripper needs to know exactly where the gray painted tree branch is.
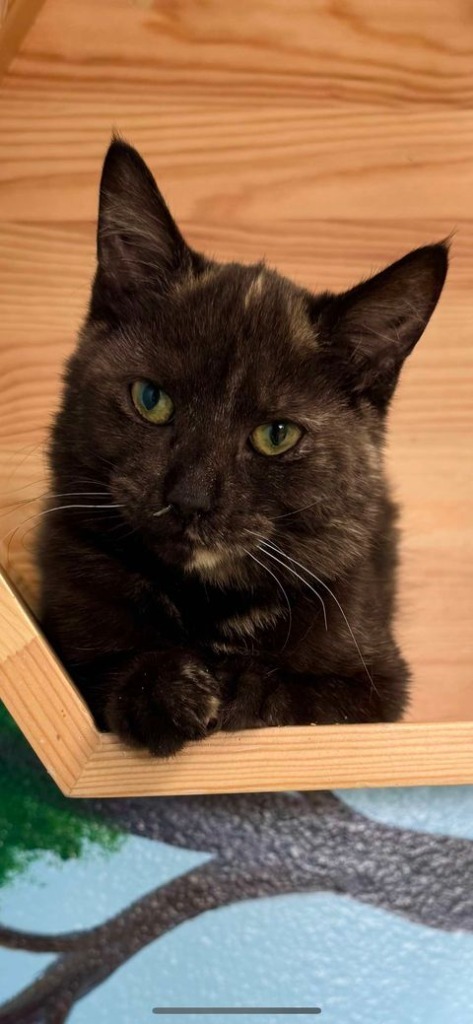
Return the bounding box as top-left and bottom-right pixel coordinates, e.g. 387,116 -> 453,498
0,860 -> 277,1023
0,927 -> 84,954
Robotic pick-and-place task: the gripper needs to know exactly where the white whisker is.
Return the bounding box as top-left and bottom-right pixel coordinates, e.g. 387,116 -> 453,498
0,503 -> 123,549
242,547 -> 293,652
0,492 -> 111,521
255,534 -> 375,692
252,540 -> 328,632
272,499 -> 321,521
153,505 -> 172,518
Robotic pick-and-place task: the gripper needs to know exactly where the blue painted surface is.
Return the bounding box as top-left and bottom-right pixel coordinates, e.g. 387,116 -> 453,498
336,785 -> 473,839
1,729 -> 473,1024
72,888 -> 473,1024
0,949 -> 55,1005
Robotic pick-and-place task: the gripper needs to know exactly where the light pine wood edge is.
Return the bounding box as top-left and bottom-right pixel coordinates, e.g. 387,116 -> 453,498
69,721 -> 473,798
0,565 -> 98,794
0,0 -> 46,79
1,564 -> 473,797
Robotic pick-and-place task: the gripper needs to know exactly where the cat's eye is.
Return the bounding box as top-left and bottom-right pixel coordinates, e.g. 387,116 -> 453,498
131,380 -> 174,424
250,421 -> 302,456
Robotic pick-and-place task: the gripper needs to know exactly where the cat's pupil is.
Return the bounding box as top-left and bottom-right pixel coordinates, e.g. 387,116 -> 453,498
270,422 -> 288,446
142,383 -> 160,410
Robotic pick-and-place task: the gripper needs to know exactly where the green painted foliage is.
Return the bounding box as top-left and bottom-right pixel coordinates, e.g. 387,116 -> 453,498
0,704 -> 122,889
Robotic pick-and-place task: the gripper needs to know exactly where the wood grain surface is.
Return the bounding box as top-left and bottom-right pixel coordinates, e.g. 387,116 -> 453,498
0,0 -> 472,745
0,0 -> 46,78
71,721 -> 473,797
0,566 -> 97,794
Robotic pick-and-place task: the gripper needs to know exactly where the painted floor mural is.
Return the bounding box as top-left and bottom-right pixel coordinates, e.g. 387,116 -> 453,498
1,703 -> 473,1023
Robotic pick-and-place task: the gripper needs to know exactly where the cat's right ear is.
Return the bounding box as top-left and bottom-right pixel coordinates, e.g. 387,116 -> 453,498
92,138 -> 191,314
313,243 -> 448,409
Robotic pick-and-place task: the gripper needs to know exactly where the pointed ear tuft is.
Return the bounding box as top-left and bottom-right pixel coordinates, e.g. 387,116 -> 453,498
93,138 -> 190,311
319,243 -> 449,407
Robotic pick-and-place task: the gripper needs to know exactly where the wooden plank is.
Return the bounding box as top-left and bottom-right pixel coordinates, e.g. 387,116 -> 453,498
0,567 -> 98,794
1,102 -> 473,222
7,0 -> 473,107
71,722 -> 473,798
0,0 -> 45,79
1,2 -> 472,223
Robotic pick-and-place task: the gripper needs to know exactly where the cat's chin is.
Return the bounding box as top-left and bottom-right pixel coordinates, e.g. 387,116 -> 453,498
186,546 -> 231,574
151,538 -> 244,586
149,520 -> 247,583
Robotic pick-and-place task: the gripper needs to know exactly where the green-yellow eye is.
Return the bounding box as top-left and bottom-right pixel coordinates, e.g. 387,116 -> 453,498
250,421 -> 302,456
131,380 -> 174,424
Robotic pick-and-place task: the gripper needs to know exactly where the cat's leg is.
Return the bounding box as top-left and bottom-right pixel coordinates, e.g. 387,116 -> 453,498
221,657 -> 410,729
260,667 -> 409,726
76,650 -> 226,756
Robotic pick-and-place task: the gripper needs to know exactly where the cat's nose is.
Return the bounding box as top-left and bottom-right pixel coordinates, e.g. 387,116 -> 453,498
165,479 -> 213,518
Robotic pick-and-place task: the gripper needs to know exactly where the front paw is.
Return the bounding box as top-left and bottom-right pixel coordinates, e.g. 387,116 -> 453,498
104,651 -> 223,756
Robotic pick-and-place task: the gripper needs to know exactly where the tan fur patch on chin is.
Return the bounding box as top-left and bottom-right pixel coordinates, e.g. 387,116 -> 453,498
187,548 -> 226,573
186,546 -> 233,581
185,546 -> 249,587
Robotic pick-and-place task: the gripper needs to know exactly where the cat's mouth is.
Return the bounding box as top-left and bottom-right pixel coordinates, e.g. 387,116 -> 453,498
147,508 -> 251,579
148,516 -> 231,568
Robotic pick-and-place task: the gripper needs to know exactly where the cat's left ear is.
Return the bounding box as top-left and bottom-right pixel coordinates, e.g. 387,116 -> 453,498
92,137 -> 192,310
316,243 -> 449,407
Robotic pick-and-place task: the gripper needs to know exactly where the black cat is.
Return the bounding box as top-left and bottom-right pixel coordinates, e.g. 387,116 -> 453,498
37,138 -> 448,755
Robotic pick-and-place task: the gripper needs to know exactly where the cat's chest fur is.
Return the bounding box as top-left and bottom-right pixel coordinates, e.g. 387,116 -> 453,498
143,572 -> 286,656
131,565 -> 331,676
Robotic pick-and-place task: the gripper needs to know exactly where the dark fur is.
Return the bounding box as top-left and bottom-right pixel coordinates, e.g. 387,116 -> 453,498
36,139 -> 448,755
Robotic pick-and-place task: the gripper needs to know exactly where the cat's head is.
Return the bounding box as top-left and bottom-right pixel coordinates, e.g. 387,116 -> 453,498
54,139 -> 448,584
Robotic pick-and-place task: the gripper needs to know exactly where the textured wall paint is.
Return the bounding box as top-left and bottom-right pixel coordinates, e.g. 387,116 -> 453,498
336,786 -> 473,839
1,711 -> 473,1023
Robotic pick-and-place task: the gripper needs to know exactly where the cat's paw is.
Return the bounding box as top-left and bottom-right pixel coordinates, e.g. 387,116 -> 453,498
104,651 -> 223,757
